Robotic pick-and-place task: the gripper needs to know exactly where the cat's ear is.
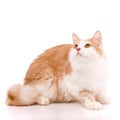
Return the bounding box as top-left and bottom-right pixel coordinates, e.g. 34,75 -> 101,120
72,33 -> 80,43
92,31 -> 102,46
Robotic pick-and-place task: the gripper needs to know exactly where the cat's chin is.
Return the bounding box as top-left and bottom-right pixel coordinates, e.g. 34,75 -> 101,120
76,53 -> 86,57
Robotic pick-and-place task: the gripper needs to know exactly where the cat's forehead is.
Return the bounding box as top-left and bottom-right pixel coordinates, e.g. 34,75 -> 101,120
79,39 -> 90,46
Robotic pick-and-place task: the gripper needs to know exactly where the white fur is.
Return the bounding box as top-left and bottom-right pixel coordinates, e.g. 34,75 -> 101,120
19,85 -> 38,104
35,77 -> 57,100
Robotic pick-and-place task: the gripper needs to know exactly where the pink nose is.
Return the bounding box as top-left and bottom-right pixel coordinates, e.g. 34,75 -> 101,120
76,48 -> 81,51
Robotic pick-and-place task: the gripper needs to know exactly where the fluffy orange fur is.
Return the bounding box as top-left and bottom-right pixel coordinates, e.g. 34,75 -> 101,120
24,44 -> 72,85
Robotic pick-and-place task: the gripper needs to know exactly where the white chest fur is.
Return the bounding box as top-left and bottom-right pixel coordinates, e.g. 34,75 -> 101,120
61,52 -> 108,96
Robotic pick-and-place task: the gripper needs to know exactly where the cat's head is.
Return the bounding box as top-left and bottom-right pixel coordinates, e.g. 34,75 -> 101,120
71,31 -> 105,59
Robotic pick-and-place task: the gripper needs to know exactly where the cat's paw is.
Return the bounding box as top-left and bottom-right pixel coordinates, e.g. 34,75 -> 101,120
85,101 -> 103,110
37,96 -> 50,105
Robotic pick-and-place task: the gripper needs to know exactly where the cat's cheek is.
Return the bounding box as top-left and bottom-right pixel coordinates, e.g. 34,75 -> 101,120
83,49 -> 97,57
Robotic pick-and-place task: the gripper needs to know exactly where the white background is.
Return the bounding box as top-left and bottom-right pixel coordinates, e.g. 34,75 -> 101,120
0,0 -> 120,120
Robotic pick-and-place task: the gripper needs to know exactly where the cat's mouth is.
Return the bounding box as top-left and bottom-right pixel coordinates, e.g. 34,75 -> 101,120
76,52 -> 86,57
77,52 -> 83,56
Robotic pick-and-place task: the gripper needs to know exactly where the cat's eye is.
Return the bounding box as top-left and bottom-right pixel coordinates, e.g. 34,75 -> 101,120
84,43 -> 92,48
74,44 -> 78,48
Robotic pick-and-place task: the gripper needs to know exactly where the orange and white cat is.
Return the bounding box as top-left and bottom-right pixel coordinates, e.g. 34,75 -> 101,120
6,31 -> 109,110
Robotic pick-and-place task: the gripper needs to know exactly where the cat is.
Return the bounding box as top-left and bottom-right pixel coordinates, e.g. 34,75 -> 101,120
6,31 -> 109,110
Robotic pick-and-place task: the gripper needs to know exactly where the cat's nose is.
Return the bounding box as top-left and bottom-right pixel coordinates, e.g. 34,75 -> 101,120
76,48 -> 81,51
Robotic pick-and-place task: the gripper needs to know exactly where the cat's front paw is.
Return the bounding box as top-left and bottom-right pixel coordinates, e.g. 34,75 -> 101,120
85,101 -> 103,110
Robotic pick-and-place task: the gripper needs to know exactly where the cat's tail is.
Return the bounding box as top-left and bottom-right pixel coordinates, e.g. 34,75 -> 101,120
6,84 -> 38,106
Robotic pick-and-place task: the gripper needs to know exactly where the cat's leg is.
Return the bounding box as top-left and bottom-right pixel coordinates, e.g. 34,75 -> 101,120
79,91 -> 103,110
36,96 -> 50,105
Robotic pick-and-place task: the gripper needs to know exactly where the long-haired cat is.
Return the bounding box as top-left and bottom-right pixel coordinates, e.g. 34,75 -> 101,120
6,31 -> 109,110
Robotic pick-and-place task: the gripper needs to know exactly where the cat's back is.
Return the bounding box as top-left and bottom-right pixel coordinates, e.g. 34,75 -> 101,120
24,44 -> 72,84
